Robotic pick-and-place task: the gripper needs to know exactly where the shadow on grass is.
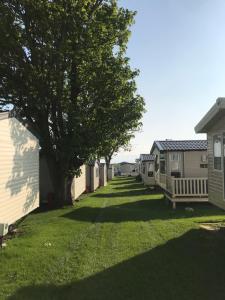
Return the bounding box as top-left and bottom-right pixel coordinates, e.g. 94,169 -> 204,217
9,228 -> 225,300
110,177 -> 136,185
61,199 -> 225,223
112,183 -> 146,190
92,188 -> 152,198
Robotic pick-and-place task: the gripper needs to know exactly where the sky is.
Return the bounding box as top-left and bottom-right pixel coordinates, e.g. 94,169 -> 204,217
111,0 -> 225,163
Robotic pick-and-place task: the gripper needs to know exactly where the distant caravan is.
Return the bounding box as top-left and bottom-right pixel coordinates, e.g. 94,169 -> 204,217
137,139 -> 209,208
120,162 -> 137,176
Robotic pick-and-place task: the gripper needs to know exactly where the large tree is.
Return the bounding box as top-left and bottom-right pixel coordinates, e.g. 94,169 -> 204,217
91,54 -> 144,173
0,0 -> 144,205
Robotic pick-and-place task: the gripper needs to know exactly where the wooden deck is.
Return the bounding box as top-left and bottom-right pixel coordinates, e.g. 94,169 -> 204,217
157,174 -> 208,209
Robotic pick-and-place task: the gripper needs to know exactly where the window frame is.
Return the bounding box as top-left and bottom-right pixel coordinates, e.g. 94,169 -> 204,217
201,154 -> 208,163
160,160 -> 166,174
213,134 -> 222,171
170,152 -> 179,161
200,163 -> 208,169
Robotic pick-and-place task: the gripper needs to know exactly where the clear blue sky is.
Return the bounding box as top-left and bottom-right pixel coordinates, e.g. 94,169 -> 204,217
112,0 -> 225,163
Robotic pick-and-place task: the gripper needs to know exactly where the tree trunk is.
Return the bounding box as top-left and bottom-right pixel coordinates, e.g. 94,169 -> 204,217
65,174 -> 74,205
44,154 -> 73,207
54,172 -> 67,206
105,156 -> 111,181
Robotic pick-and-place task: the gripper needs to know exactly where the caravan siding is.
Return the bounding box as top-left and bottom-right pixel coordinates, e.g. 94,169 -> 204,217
100,164 -> 107,186
71,165 -> 86,200
120,163 -> 135,175
0,117 -> 39,225
141,161 -> 155,186
183,151 -> 208,178
86,163 -> 100,192
208,121 -> 225,209
108,165 -> 114,180
40,159 -> 86,202
93,163 -> 100,191
165,151 -> 207,178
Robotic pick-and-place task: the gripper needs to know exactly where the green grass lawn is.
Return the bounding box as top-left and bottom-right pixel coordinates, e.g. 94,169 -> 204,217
1,176 -> 225,300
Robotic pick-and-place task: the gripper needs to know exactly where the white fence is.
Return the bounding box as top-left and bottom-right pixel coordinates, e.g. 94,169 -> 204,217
159,175 -> 208,198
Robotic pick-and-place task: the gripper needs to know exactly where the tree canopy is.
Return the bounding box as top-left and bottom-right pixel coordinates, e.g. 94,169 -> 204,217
0,0 -> 145,205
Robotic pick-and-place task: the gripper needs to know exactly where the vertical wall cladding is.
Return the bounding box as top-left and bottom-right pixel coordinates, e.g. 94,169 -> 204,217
107,165 -> 114,180
85,163 -> 100,192
205,117 -> 225,209
208,132 -> 224,209
100,164 -> 107,187
0,118 -> 39,225
86,165 -> 91,192
141,161 -> 155,186
71,165 -> 86,200
183,151 -> 208,178
120,163 -> 135,175
93,163 -> 100,191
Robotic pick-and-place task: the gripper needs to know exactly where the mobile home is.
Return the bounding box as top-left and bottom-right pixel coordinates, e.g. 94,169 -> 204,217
40,158 -> 87,203
71,165 -> 86,200
107,164 -> 114,180
150,140 -> 208,208
100,163 -> 107,186
0,112 -> 39,236
195,98 -> 225,210
139,154 -> 155,186
120,162 -> 135,176
86,161 -> 100,192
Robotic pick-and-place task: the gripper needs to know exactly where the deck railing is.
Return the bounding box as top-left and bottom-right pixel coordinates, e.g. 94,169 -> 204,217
159,173 -> 166,187
159,174 -> 208,198
173,177 -> 208,197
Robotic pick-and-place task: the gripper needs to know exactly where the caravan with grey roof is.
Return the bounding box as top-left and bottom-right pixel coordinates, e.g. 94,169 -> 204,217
139,154 -> 156,186
195,98 -> 225,210
120,162 -> 136,176
150,140 -> 208,208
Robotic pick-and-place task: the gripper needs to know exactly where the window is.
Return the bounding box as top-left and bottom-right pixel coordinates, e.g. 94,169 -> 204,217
201,154 -> 207,163
171,161 -> 179,172
96,167 -> 99,177
214,135 -> 222,170
148,163 -> 154,177
170,171 -> 181,178
160,161 -> 166,174
170,152 -> 179,161
149,163 -> 154,172
200,164 -> 208,169
224,133 -> 225,157
160,153 -> 165,160
155,155 -> 159,172
142,165 -> 146,174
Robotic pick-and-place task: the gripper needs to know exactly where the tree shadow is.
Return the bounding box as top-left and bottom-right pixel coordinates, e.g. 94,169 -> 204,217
91,188 -> 152,198
61,198 -> 225,223
8,228 -> 225,300
112,183 -> 146,190
110,177 -> 135,186
3,118 -> 39,222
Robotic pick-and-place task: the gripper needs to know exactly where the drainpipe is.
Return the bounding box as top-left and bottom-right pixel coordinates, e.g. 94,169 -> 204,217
182,152 -> 185,178
90,166 -> 92,192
